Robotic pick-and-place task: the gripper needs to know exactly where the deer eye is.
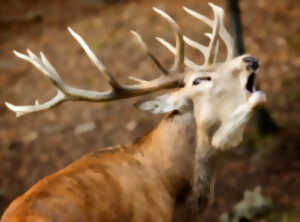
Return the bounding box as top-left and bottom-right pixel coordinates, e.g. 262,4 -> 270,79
192,77 -> 211,86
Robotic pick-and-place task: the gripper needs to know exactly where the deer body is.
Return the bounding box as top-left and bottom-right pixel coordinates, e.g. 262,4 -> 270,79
2,112 -> 205,222
2,3 -> 266,222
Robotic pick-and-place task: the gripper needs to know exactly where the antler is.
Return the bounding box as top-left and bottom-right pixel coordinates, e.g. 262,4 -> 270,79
5,16 -> 185,117
157,3 -> 234,69
152,7 -> 185,73
5,4 -> 233,117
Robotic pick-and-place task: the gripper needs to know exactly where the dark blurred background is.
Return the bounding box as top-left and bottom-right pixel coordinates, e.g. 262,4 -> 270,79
0,0 -> 299,221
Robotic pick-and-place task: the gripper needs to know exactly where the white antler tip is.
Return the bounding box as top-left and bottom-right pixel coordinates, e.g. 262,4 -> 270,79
4,102 -> 23,117
40,52 -> 47,63
67,27 -> 74,33
4,102 -> 14,110
153,7 -> 165,16
205,33 -> 212,38
182,6 -> 189,11
152,7 -> 160,13
130,30 -> 142,42
208,2 -> 224,15
13,50 -> 22,57
130,30 -> 138,37
26,48 -> 33,55
155,37 -> 171,48
208,2 -> 219,9
155,37 -> 167,46
153,7 -> 177,26
182,6 -> 193,14
68,27 -> 80,40
155,37 -> 176,54
130,30 -> 148,51
155,37 -> 163,42
208,2 -> 220,9
153,7 -> 166,18
68,27 -> 81,40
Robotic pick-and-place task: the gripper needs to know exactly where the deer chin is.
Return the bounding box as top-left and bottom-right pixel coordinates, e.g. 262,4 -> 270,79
211,102 -> 253,150
211,88 -> 266,151
247,90 -> 266,110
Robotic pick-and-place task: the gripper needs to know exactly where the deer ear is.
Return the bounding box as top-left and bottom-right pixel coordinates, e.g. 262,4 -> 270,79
136,93 -> 188,114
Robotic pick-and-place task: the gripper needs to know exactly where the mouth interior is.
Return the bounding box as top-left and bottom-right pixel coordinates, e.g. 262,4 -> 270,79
246,72 -> 256,93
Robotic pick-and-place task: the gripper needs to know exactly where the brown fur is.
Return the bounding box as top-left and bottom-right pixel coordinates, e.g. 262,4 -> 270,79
1,112 -> 209,222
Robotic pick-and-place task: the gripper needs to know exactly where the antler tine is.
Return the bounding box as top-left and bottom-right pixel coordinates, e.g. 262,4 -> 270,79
211,37 -> 220,64
206,8 -> 220,65
213,41 -> 220,63
5,28 -> 184,117
204,33 -> 220,63
183,35 -> 208,57
197,33 -> 220,63
5,91 -> 66,117
6,50 -> 68,117
13,50 -> 62,86
68,28 -> 122,90
153,7 -> 185,72
156,37 -> 202,70
130,30 -> 169,75
183,3 -> 234,61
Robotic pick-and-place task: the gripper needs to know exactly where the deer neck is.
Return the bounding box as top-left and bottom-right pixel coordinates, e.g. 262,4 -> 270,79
132,111 -> 196,196
133,110 -> 216,199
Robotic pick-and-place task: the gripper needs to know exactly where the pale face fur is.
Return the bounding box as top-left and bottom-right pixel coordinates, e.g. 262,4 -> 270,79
139,54 -> 266,150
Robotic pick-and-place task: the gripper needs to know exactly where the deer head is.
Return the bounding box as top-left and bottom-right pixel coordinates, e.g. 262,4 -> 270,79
138,3 -> 266,150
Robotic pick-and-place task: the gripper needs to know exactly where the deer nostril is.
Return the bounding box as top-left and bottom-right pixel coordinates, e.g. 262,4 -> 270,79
243,56 -> 259,71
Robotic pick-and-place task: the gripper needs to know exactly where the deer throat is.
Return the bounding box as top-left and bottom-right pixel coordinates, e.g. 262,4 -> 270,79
211,103 -> 252,150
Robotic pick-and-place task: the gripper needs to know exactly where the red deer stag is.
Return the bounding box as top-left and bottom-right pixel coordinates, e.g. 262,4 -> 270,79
2,3 -> 266,222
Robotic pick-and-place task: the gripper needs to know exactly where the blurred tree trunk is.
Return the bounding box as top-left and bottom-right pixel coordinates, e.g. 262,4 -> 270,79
227,0 -> 278,135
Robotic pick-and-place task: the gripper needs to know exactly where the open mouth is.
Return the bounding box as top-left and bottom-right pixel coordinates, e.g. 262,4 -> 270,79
242,56 -> 266,109
244,71 -> 266,109
245,72 -> 256,93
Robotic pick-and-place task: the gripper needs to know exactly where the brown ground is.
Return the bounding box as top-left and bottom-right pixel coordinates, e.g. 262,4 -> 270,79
0,0 -> 299,221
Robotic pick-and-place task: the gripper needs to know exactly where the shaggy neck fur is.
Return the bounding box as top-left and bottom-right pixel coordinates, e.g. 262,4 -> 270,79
133,110 -> 217,219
